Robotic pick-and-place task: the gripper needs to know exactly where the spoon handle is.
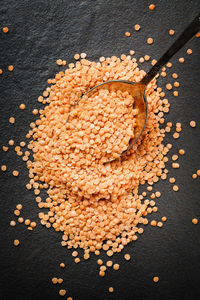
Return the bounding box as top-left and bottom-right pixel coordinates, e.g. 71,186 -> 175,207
141,13 -> 200,86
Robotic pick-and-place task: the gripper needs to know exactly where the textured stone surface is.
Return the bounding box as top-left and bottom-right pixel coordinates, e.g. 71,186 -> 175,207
0,0 -> 200,299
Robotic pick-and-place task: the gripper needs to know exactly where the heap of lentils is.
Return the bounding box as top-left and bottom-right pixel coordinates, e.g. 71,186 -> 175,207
22,54 -> 171,255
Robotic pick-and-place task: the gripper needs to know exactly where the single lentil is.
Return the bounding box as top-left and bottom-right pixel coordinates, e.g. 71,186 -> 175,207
192,218 -> 198,225
147,38 -> 153,44
169,29 -> 175,35
14,239 -> 20,246
59,289 -> 66,296
134,24 -> 140,31
125,32 -> 131,37
8,65 -> 14,71
190,121 -> 196,128
149,4 -> 155,10
153,276 -> 159,283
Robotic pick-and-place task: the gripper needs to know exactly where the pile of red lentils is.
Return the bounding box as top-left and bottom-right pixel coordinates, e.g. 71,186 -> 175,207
22,54 -> 171,256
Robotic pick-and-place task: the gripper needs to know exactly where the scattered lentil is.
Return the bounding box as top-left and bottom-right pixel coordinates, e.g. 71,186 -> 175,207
169,177 -> 175,183
12,170 -> 19,177
74,258 -> 80,263
106,260 -> 113,267
16,204 -> 22,210
72,251 -> 78,257
30,222 -> 37,228
125,32 -> 131,37
97,259 -> 103,266
2,27 -> 9,33
179,149 -> 185,155
10,220 -> 16,226
18,217 -> 24,223
169,29 -> 175,36
8,139 -> 14,146
25,219 -> 31,226
179,57 -> 184,63
74,54 -> 80,60
9,117 -> 15,124
190,121 -> 196,128
157,222 -> 163,228
173,185 -> 179,192
8,65 -> 14,71
150,220 -> 157,226
161,72 -> 166,77
173,132 -> 179,139
56,59 -> 62,66
134,24 -> 140,31
149,4 -> 155,10
14,239 -> 20,246
147,37 -> 153,44
166,62 -> 172,68
113,264 -> 119,271
124,254 -> 131,261
2,146 -> 8,152
172,73 -> 178,79
192,218 -> 198,225
172,154 -> 178,161
99,271 -> 105,277
1,165 -> 7,171
19,103 -> 26,110
80,53 -> 87,59
52,277 -> 58,284
59,289 -> 66,296
174,81 -> 179,88
166,83 -> 172,90
172,163 -> 180,169
187,49 -> 192,55
153,276 -> 159,283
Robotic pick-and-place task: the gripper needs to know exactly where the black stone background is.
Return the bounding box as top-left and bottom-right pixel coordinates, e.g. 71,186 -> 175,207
0,0 -> 200,299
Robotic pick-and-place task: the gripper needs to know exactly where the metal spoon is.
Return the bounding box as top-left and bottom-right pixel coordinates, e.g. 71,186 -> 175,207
71,13 -> 200,163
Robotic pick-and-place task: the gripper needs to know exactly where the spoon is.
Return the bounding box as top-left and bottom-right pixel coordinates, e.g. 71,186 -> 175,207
71,13 -> 200,163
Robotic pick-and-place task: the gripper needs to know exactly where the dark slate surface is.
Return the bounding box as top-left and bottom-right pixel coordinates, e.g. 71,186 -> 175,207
0,0 -> 200,299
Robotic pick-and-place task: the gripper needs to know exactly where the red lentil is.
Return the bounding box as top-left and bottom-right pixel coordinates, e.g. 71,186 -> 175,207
147,38 -> 153,44
187,49 -> 192,55
169,29 -> 175,36
149,4 -> 155,10
190,121 -> 196,128
14,239 -> 20,246
1,165 -> 7,171
8,65 -> 14,71
179,57 -> 184,63
134,24 -> 140,31
19,103 -> 26,110
192,218 -> 198,225
2,27 -> 9,33
59,289 -> 66,296
125,32 -> 131,37
153,276 -> 159,282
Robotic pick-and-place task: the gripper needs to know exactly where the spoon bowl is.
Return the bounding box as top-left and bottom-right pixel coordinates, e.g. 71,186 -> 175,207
82,80 -> 148,162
